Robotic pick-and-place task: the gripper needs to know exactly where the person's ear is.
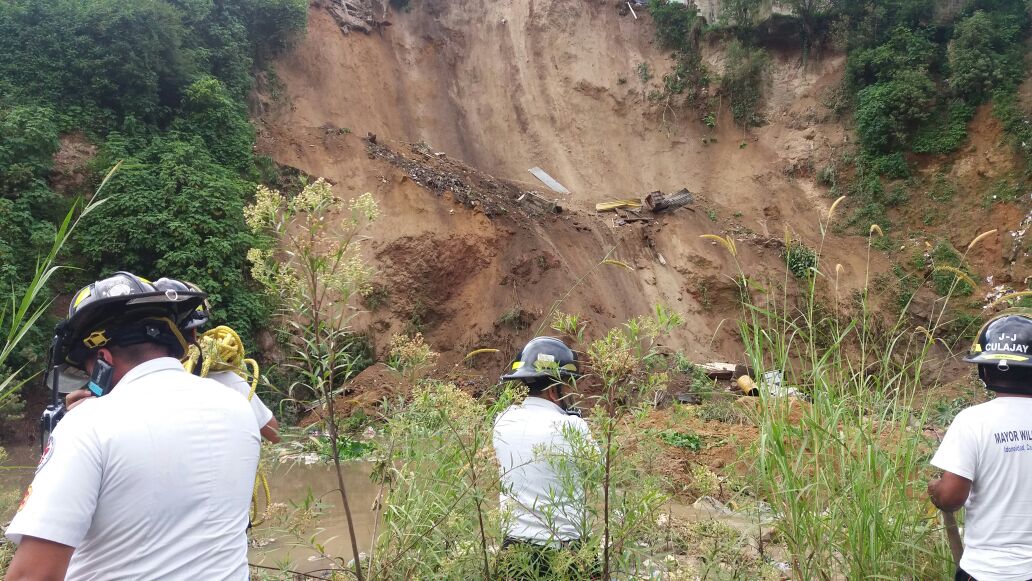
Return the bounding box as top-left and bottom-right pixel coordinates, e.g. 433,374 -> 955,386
95,348 -> 114,366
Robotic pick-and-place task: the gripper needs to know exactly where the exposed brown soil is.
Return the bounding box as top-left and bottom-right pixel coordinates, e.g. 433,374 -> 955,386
253,1 -> 1027,400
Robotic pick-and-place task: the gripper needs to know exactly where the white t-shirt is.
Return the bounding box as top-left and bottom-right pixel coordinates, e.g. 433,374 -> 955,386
208,370 -> 274,428
932,397 -> 1032,581
493,397 -> 595,545
6,357 -> 260,580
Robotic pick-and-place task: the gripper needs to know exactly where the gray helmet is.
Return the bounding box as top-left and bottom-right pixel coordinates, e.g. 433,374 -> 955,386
501,337 -> 580,383
153,277 -> 211,331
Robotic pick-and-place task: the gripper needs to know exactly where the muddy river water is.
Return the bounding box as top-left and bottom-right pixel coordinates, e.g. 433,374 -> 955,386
0,445 -> 760,575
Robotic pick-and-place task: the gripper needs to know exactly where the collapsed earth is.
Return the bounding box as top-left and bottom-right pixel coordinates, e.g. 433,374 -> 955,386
0,0 -> 1031,579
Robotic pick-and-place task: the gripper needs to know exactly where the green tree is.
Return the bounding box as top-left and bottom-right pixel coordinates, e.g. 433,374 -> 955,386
172,76 -> 256,174
0,0 -> 192,122
648,0 -> 701,53
855,70 -> 935,152
76,137 -> 268,340
949,11 -> 1019,102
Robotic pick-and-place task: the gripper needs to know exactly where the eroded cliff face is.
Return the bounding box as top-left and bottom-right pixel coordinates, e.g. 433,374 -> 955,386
252,1 -> 1024,366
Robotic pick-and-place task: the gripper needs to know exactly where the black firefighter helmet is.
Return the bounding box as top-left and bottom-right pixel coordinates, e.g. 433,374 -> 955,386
55,271 -> 207,370
965,309 -> 1032,393
501,336 -> 580,384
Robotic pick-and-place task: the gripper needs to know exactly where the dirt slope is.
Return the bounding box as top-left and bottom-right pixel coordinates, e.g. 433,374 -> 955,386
252,1 -> 915,367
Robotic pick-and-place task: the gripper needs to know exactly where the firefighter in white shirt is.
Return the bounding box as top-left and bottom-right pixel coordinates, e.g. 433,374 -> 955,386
929,310 -> 1032,581
5,272 -> 260,581
155,277 -> 280,442
67,277 -> 281,442
494,336 -> 596,576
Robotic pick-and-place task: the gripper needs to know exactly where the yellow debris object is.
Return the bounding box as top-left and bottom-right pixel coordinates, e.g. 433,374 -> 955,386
736,375 -> 757,395
595,199 -> 642,212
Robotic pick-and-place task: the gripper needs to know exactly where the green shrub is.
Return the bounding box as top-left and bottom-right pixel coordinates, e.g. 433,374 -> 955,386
993,89 -> 1032,173
784,242 -> 818,279
866,152 -> 909,179
855,71 -> 936,153
948,10 -> 1025,103
172,76 -> 256,175
75,137 -> 269,342
911,101 -> 975,155
648,0 -> 700,54
930,240 -> 974,297
660,429 -> 703,451
721,41 -> 770,127
846,26 -> 936,90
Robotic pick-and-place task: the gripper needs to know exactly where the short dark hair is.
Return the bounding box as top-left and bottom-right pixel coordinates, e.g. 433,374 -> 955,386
524,378 -> 562,395
981,365 -> 1032,395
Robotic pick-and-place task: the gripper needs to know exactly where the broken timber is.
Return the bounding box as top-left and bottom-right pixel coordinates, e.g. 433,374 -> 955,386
596,199 -> 642,212
518,191 -> 563,213
645,188 -> 695,212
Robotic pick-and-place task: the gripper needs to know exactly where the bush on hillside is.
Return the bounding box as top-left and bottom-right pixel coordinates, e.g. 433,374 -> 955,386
721,41 -> 770,127
75,137 -> 269,343
855,71 -> 935,153
648,0 -> 700,54
948,10 -> 1024,102
846,26 -> 936,90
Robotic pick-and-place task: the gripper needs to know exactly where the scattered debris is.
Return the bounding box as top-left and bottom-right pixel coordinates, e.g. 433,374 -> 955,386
520,191 -> 563,213
596,199 -> 642,212
700,362 -> 736,380
645,188 -> 695,213
528,167 -> 571,194
317,0 -> 391,35
736,375 -> 758,395
366,139 -> 549,218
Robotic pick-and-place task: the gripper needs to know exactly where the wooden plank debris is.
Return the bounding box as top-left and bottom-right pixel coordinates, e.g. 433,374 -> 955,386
522,191 -> 562,213
700,362 -> 736,380
528,167 -> 571,194
595,199 -> 642,212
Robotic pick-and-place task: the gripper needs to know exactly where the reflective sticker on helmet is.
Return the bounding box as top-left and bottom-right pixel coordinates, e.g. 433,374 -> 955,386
536,354 -> 556,363
107,282 -> 132,297
984,341 -> 1030,354
511,361 -> 523,370
72,287 -> 91,308
82,330 -> 109,349
978,353 -> 1030,362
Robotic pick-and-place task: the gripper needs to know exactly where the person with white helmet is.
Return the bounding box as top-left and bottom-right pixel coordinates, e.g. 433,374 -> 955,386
6,272 -> 259,580
929,309 -> 1032,581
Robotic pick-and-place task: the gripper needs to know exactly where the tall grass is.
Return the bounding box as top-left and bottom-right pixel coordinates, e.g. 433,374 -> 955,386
708,212 -> 993,578
0,163 -> 117,406
246,179 -> 380,581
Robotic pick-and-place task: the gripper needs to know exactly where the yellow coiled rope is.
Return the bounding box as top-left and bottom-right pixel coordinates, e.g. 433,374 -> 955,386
184,325 -> 271,527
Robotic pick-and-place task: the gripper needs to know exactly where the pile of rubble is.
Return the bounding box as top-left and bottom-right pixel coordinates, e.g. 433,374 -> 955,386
365,137 -> 562,219
315,0 -> 390,34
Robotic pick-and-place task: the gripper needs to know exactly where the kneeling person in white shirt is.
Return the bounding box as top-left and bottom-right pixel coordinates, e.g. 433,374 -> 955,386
494,337 -> 594,551
5,273 -> 260,581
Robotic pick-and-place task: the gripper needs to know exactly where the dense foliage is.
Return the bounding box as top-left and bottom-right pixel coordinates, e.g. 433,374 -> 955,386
0,0 -> 307,389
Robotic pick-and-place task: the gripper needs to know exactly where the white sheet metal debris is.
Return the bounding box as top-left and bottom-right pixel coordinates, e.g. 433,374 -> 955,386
528,167 -> 571,194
